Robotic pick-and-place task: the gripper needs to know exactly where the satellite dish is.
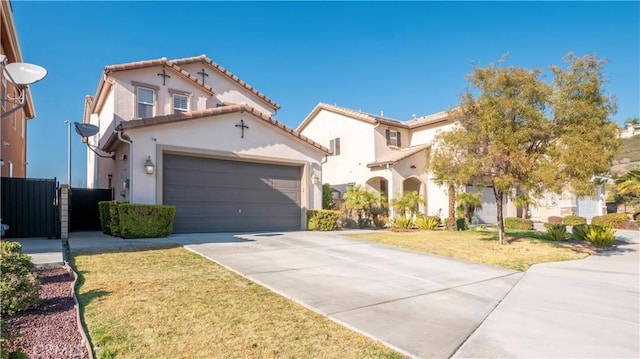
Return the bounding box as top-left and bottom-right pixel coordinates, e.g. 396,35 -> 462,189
74,122 -> 100,138
3,62 -> 47,86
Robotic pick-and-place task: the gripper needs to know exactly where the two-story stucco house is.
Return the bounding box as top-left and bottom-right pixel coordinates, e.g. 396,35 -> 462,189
296,103 -> 497,220
84,55 -> 329,233
298,102 -> 608,224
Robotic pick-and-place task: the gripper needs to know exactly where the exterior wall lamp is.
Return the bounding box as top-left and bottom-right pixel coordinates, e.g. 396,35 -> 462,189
144,156 -> 155,175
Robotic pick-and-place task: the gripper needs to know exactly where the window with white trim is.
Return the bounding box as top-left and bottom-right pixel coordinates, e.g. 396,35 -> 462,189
136,87 -> 155,118
173,94 -> 189,113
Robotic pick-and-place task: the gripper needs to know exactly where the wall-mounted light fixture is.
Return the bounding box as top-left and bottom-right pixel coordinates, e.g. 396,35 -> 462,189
144,156 -> 155,175
311,170 -> 320,184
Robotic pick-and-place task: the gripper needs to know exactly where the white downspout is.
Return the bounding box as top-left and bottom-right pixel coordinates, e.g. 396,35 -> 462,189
117,130 -> 133,202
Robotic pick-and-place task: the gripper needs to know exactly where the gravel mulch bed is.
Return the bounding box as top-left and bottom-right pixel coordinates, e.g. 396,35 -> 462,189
2,266 -> 90,359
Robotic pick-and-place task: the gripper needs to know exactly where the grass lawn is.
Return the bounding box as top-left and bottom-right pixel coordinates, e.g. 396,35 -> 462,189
348,229 -> 596,271
73,248 -> 403,359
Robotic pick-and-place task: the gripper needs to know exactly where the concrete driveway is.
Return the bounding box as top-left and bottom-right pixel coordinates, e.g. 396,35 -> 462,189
174,231 -> 522,358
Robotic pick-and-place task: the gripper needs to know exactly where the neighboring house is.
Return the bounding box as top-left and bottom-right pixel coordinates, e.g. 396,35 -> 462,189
84,55 -> 329,233
298,102 -> 608,224
0,0 -> 36,178
297,103 -> 507,222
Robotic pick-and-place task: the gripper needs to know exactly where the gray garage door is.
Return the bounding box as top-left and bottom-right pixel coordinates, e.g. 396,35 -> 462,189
163,154 -> 301,233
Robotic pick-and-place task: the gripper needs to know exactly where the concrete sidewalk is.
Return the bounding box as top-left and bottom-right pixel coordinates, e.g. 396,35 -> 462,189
454,243 -> 640,358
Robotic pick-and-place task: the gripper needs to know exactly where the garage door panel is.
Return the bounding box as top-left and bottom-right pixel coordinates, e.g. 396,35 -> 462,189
163,154 -> 301,233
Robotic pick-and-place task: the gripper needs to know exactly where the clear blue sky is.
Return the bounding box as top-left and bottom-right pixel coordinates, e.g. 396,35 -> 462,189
11,1 -> 640,186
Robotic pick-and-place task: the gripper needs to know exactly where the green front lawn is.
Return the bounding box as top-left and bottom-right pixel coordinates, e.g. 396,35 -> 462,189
348,229 -> 594,271
73,248 -> 402,359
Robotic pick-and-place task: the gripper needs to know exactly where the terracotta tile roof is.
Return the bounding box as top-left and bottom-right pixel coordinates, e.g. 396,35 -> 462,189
367,144 -> 431,168
117,104 -> 329,154
297,102 -> 452,132
172,54 -> 280,110
104,57 -> 214,94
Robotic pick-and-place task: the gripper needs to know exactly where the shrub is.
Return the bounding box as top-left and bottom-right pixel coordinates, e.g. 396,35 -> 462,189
307,210 -> 340,231
585,225 -> 616,247
98,201 -> 111,234
0,242 -> 39,316
107,201 -> 128,237
393,216 -> 414,229
117,204 -> 176,239
547,216 -> 563,224
455,218 -> 468,231
562,215 -> 587,226
373,216 -> 387,229
415,216 -> 440,230
591,213 -> 629,229
357,218 -> 372,229
504,217 -> 534,230
544,223 -> 568,241
572,224 -> 589,241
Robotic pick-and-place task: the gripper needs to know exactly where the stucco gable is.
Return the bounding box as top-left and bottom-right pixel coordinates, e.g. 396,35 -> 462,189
104,57 -> 214,94
297,102 -> 454,133
172,55 -> 280,111
115,104 -> 329,155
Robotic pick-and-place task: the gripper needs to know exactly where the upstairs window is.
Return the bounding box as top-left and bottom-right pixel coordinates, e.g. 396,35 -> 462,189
173,94 -> 189,113
136,87 -> 155,118
386,129 -> 401,147
329,137 -> 341,156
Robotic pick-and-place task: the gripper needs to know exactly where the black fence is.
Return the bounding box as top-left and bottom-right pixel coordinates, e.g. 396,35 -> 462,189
1,177 -> 60,238
69,188 -> 113,232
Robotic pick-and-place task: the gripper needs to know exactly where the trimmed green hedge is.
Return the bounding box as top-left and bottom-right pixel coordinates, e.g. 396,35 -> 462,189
98,201 -> 111,234
118,204 -> 176,239
504,217 -> 534,230
98,201 -> 175,238
562,215 -> 587,226
307,209 -> 340,231
591,213 -> 629,229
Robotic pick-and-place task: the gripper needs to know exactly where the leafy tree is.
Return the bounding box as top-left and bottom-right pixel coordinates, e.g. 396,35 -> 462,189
322,183 -> 335,210
428,134 -> 476,230
439,53 -> 618,244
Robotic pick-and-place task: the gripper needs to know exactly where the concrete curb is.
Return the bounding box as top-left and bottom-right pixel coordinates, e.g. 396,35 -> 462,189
65,263 -> 94,359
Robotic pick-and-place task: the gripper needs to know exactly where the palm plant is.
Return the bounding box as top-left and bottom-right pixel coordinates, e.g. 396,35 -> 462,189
391,191 -> 425,218
456,191 -> 482,224
615,169 -> 640,196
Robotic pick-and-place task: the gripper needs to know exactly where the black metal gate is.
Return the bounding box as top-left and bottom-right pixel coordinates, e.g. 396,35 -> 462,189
69,188 -> 113,231
1,177 -> 60,238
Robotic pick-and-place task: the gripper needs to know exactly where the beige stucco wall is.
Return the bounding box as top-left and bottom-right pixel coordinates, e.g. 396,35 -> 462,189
123,113 -> 325,215
299,110 -> 377,191
110,68 -> 211,123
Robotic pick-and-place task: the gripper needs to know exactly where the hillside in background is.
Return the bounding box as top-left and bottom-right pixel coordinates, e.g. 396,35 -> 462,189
611,136 -> 640,174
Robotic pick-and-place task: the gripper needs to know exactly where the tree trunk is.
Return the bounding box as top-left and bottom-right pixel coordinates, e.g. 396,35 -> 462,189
494,187 -> 506,245
448,183 -> 456,231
